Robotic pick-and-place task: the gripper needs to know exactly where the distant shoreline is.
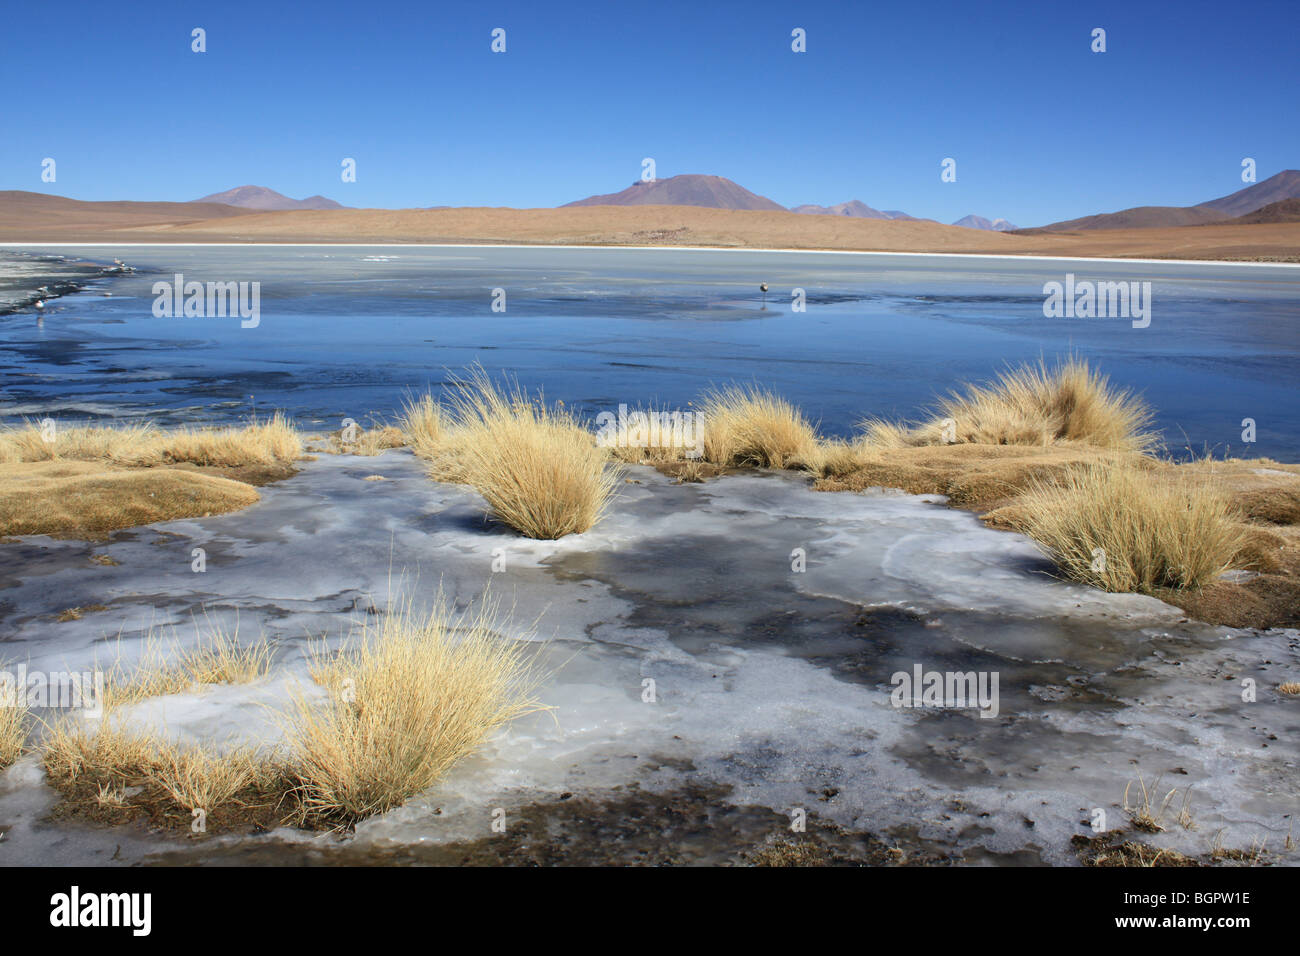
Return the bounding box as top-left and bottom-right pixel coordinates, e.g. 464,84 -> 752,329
2,241 -> 1298,270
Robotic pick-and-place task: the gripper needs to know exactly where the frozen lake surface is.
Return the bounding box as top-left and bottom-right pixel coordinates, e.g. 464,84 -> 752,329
0,452 -> 1295,865
2,245 -> 1299,459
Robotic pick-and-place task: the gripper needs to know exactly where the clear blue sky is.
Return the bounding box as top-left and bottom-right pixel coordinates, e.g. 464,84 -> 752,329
2,0 -> 1295,226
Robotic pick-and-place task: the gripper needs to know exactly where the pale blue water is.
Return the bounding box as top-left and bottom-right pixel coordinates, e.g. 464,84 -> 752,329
2,245 -> 1298,459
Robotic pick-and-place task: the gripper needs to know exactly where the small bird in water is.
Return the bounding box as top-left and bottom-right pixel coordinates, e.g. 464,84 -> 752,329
759,282 -> 768,307
34,299 -> 45,311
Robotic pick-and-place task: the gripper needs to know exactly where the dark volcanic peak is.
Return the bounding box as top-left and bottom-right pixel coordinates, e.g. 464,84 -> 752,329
193,185 -> 345,211
562,174 -> 786,211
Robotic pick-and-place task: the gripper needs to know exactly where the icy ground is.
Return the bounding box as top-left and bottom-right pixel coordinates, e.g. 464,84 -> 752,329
0,450 -> 1296,865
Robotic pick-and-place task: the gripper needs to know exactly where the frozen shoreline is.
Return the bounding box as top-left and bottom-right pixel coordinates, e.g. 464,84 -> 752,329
1,451 -> 1295,866
0,250 -> 124,316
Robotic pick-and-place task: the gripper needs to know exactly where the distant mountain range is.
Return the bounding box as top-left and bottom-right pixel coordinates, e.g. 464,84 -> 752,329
11,170 -> 1296,241
564,170 -> 1300,232
193,185 -> 345,211
1018,170 -> 1300,232
564,175 -> 1015,228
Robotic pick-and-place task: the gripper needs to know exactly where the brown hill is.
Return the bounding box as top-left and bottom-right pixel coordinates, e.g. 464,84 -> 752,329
563,174 -> 785,211
0,191 -> 254,236
1015,205 -> 1227,234
1226,197 -> 1300,224
1200,170 -> 1300,218
1023,169 -> 1300,233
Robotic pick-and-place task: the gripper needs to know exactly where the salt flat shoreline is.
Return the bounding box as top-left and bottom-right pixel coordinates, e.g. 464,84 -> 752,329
4,240 -> 1300,269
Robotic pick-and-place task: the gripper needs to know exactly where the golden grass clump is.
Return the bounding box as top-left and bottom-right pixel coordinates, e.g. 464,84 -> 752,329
859,359 -> 1155,453
1,699 -> 27,770
100,622 -> 272,708
153,744 -> 264,812
0,414 -> 301,469
790,438 -> 876,478
698,385 -> 820,468
441,369 -> 619,539
144,412 -> 302,468
327,421 -> 403,457
1014,461 -> 1249,593
0,420 -> 156,464
399,394 -> 446,458
937,358 -> 1155,451
41,716 -> 162,785
283,593 -> 545,825
858,417 -> 950,450
41,715 -> 272,820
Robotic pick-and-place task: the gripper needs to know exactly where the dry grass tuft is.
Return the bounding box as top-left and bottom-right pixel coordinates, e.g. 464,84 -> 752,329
862,359 -> 1155,452
143,413 -> 302,468
1071,833 -> 1201,867
41,716 -> 277,822
440,369 -> 619,538
1124,774 -> 1178,833
698,385 -> 820,468
283,592 -> 546,826
1012,462 -> 1249,593
0,414 -> 302,469
858,417 -> 947,450
36,592 -> 548,830
101,622 -> 272,708
938,359 -> 1155,450
153,744 -> 263,812
331,423 -> 406,457
399,393 -> 446,459
673,459 -> 707,484
94,780 -> 129,808
1,697 -> 27,770
1280,681 -> 1300,696
0,420 -> 156,464
41,716 -> 163,785
793,438 -> 876,478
